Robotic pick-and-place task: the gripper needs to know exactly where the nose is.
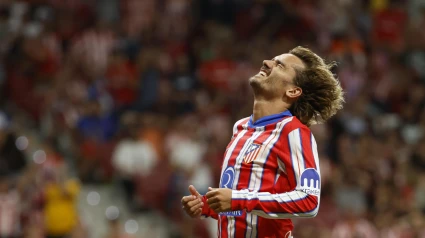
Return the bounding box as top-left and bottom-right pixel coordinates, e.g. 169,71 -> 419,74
263,60 -> 274,69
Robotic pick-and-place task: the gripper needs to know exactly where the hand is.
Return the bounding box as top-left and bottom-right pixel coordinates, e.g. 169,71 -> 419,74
206,187 -> 232,213
181,185 -> 204,218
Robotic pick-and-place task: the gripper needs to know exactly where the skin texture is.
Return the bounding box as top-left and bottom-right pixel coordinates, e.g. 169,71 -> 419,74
205,187 -> 232,213
250,53 -> 304,123
181,185 -> 204,218
181,53 -> 305,217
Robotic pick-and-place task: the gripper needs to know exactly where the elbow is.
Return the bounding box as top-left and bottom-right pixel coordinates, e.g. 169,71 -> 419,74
301,195 -> 319,218
306,209 -> 319,218
301,206 -> 319,218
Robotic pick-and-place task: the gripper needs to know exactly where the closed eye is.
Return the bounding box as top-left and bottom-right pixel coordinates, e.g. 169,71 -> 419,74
276,61 -> 285,69
272,58 -> 285,68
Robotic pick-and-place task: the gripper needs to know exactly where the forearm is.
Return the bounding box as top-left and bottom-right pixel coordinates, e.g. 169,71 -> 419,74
231,189 -> 319,219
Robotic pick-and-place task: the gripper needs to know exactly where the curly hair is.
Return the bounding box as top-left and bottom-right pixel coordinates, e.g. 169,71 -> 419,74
288,46 -> 345,126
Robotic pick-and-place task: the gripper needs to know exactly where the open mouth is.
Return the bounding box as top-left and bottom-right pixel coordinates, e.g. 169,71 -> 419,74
259,68 -> 270,77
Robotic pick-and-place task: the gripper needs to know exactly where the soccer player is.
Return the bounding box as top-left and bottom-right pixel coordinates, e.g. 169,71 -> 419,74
181,46 -> 344,238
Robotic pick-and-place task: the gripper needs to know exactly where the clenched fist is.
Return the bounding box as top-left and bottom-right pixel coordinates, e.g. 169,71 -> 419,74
181,185 -> 204,218
206,187 -> 232,213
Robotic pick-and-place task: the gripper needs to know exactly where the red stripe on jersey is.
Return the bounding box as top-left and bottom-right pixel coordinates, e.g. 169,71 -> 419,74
234,123 -> 277,238
257,122 -> 289,193
220,119 -> 252,238
234,213 -> 247,238
222,115 -> 320,237
276,133 -> 297,190
236,124 -> 276,190
219,216 -> 227,238
276,120 -> 311,190
255,195 -> 318,214
235,118 -> 250,133
202,118 -> 250,220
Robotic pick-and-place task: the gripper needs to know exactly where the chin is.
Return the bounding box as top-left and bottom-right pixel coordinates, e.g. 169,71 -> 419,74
249,76 -> 257,84
249,74 -> 266,87
249,76 -> 259,88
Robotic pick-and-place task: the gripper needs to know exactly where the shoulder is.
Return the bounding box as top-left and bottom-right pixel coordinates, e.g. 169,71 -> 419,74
281,116 -> 311,135
232,117 -> 250,133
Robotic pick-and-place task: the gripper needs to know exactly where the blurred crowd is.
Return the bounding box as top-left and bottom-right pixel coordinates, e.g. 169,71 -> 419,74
1,0 -> 425,237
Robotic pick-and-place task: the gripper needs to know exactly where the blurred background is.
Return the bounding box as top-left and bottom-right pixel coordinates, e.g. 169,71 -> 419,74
0,0 -> 425,237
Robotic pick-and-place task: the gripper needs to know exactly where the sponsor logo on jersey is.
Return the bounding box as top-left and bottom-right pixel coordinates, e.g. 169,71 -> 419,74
300,168 -> 320,196
243,143 -> 262,164
219,167 -> 242,216
220,210 -> 243,216
220,167 -> 235,189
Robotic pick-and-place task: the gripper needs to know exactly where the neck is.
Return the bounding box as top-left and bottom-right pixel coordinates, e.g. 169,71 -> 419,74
252,98 -> 290,123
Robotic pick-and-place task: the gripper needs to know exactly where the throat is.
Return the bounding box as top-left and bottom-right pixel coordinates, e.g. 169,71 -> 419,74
252,99 -> 289,123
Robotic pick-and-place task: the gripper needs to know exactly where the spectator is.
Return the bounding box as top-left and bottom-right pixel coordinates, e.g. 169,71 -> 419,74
105,49 -> 138,109
112,112 -> 157,210
331,211 -> 379,238
0,175 -> 21,238
0,112 -> 26,176
103,219 -> 135,238
19,165 -> 45,238
0,0 -> 425,236
44,165 -> 80,238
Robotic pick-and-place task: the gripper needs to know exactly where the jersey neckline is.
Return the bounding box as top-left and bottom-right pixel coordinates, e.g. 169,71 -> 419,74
248,110 -> 292,128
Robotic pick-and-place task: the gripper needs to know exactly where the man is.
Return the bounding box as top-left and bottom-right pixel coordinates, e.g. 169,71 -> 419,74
181,46 -> 344,237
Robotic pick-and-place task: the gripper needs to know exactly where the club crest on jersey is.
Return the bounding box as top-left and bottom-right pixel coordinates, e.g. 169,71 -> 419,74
243,143 -> 262,164
300,168 -> 320,196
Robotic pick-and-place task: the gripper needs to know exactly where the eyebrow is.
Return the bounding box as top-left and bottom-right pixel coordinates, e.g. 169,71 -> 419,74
272,58 -> 286,67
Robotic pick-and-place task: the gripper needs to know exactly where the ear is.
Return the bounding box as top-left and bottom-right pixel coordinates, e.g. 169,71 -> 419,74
285,86 -> 302,99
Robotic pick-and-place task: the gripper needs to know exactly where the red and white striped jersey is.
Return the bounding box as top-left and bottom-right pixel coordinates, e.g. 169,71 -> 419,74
202,110 -> 321,238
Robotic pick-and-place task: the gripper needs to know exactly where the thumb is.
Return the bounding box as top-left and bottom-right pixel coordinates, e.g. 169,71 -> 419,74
189,185 -> 201,197
208,187 -> 218,191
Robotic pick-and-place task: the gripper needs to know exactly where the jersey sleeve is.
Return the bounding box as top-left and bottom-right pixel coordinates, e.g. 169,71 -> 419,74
201,195 -> 218,219
231,127 -> 320,219
202,117 -> 249,220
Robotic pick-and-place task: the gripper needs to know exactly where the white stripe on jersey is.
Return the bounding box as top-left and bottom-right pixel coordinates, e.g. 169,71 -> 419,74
250,206 -> 318,218
219,120 -> 249,188
311,133 -> 320,172
277,157 -> 287,175
232,127 -> 265,189
219,119 -> 249,238
218,216 -> 222,238
244,212 -> 252,238
244,117 -> 293,238
227,216 -> 234,238
250,213 -> 258,238
233,118 -> 248,136
310,133 -> 321,214
232,189 -> 319,218
230,127 -> 265,238
249,117 -> 293,189
288,128 -> 305,189
232,190 -> 308,202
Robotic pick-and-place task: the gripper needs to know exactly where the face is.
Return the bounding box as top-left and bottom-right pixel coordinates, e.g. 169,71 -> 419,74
249,53 -> 304,99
